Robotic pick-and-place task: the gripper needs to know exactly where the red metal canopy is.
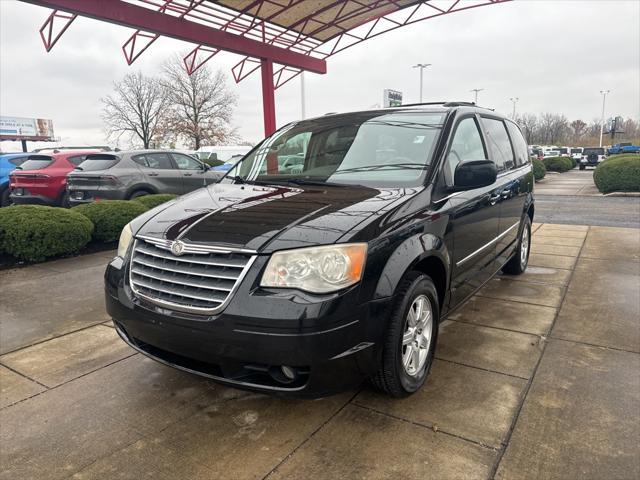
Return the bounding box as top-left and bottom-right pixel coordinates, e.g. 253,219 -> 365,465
21,0 -> 511,136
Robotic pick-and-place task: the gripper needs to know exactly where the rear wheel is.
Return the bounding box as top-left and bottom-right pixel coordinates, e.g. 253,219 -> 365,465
371,273 -> 439,397
60,191 -> 70,208
503,215 -> 531,275
129,190 -> 150,200
1,188 -> 10,207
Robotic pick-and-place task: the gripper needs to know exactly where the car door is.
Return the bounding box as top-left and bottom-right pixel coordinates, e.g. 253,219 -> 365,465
439,115 -> 502,308
140,152 -> 184,194
170,152 -> 211,192
480,117 -> 529,266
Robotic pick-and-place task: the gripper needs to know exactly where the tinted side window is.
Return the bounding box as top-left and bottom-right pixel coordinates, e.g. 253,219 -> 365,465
172,153 -> 202,170
143,153 -> 173,169
505,121 -> 530,166
482,118 -> 515,171
445,117 -> 487,182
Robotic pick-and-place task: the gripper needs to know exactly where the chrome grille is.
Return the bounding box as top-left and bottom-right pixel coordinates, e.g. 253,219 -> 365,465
129,237 -> 255,314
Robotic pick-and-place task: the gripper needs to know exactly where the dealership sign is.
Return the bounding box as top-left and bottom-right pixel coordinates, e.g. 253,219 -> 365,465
0,116 -> 55,141
383,89 -> 403,107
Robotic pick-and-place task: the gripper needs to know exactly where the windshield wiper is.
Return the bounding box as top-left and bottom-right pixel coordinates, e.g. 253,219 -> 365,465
284,178 -> 349,187
332,163 -> 430,174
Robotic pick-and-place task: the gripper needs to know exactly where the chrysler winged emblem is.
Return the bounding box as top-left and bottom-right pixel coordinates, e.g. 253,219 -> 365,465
170,240 -> 185,256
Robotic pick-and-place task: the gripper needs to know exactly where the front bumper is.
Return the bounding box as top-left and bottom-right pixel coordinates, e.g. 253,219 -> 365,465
105,255 -> 392,397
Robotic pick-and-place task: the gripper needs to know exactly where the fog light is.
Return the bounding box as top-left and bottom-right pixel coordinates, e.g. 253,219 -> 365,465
281,365 -> 296,380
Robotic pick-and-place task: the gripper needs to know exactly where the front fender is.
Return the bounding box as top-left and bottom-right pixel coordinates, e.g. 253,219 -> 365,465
373,233 -> 451,300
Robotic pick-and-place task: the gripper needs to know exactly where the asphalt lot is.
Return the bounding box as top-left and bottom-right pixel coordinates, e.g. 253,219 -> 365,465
534,169 -> 640,228
1,223 -> 639,480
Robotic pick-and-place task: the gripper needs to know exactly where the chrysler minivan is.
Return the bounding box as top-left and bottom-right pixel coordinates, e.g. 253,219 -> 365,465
106,103 -> 534,397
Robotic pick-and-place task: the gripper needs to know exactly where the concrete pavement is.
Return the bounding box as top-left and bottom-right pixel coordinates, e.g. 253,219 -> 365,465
534,169 -> 600,196
1,224 -> 639,479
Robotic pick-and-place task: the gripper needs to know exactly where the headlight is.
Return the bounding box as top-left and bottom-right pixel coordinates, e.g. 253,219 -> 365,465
261,243 -> 367,293
117,223 -> 133,258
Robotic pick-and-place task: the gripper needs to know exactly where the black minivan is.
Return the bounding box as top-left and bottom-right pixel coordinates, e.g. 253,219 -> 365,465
106,103 -> 534,397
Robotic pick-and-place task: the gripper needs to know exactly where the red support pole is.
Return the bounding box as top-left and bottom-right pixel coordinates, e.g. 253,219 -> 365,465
261,58 -> 276,137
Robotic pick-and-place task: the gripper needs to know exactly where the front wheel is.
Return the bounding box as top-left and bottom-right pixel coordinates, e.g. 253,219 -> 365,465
502,215 -> 531,275
371,273 -> 439,397
579,164 -> 585,170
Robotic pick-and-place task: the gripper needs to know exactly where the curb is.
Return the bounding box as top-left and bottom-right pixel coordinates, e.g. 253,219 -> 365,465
604,192 -> 640,198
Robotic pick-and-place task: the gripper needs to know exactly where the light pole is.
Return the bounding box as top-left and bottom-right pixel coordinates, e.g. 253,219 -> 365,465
599,90 -> 610,147
300,72 -> 306,119
510,97 -> 519,119
412,63 -> 431,103
470,88 -> 484,104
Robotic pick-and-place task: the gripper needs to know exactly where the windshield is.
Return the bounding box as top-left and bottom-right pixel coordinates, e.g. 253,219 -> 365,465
584,148 -> 604,155
570,148 -> 582,154
225,112 -> 445,188
76,154 -> 120,171
18,155 -> 54,170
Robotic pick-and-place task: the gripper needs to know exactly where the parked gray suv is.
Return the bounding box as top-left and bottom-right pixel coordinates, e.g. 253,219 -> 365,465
67,150 -> 223,206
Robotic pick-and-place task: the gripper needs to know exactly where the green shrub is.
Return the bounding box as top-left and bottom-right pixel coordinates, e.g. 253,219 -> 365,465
134,194 -> 177,210
593,154 -> 640,194
543,156 -> 573,173
73,200 -> 148,243
0,205 -> 93,261
566,155 -> 577,169
532,158 -> 546,181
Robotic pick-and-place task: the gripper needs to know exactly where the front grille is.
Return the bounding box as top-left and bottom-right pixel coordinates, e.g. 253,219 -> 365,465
129,237 -> 255,314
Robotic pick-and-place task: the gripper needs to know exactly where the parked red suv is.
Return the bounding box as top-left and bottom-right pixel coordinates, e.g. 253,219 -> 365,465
9,150 -> 99,207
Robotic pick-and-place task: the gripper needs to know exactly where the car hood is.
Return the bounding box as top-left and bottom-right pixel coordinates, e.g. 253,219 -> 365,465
134,182 -> 422,253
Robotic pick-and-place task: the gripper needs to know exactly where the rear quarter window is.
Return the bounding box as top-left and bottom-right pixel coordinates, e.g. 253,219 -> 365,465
481,118 -> 515,171
505,121 -> 530,166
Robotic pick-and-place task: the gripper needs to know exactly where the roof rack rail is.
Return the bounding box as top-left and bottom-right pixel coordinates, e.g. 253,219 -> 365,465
386,101 -> 495,111
386,101 -> 447,108
442,101 -> 476,107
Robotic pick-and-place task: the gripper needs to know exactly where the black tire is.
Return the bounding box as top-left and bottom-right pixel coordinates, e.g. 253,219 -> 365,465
371,272 -> 439,397
579,164 -> 585,171
502,215 -> 531,275
1,188 -> 10,207
60,191 -> 70,208
129,190 -> 150,200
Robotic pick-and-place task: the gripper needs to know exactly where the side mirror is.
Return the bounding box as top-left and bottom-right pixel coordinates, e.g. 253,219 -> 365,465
201,163 -> 209,171
453,160 -> 497,190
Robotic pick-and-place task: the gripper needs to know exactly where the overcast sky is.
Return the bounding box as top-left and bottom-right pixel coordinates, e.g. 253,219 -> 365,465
1,0 -> 639,151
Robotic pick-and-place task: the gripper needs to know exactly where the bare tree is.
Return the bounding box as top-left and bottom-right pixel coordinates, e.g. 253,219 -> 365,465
569,119 -> 587,140
162,56 -> 238,150
101,72 -> 170,148
515,113 -> 538,143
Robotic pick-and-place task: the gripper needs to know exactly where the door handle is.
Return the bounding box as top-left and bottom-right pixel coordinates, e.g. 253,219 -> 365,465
148,172 -> 159,177
183,173 -> 193,177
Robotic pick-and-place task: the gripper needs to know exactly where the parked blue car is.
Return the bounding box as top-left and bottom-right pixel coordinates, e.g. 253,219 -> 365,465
608,144 -> 640,155
0,152 -> 32,206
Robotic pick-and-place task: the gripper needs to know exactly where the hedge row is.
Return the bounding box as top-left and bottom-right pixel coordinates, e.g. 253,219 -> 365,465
593,154 -> 640,194
543,156 -> 574,173
0,194 -> 177,262
532,158 -> 546,181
